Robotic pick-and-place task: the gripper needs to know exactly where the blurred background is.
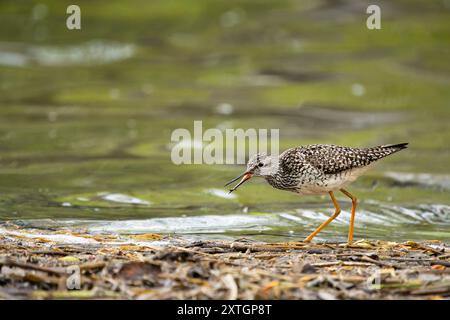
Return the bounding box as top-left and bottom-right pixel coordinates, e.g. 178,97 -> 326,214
0,0 -> 448,242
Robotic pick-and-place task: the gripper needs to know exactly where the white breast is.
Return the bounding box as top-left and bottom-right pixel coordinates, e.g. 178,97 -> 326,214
296,165 -> 373,195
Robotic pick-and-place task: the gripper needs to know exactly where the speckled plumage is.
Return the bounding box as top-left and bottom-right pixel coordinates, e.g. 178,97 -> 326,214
247,143 -> 408,195
226,142 -> 408,243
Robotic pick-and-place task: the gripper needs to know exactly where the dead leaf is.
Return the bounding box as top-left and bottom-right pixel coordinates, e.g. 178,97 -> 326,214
431,265 -> 446,270
118,262 -> 161,281
261,280 -> 279,293
129,234 -> 162,241
58,256 -> 80,263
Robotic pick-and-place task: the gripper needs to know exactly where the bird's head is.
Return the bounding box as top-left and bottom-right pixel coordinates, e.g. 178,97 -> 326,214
225,153 -> 279,193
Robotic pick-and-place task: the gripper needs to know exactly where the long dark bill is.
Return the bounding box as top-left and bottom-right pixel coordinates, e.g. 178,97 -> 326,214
225,172 -> 253,193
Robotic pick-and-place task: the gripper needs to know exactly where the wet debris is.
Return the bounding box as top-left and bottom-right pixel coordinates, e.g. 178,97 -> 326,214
0,227 -> 449,300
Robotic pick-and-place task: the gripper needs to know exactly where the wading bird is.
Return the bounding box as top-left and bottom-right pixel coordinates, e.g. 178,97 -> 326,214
225,143 -> 408,243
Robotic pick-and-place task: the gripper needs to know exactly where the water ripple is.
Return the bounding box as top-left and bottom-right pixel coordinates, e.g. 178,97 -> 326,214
87,214 -> 284,234
384,172 -> 450,190
5,203 -> 448,242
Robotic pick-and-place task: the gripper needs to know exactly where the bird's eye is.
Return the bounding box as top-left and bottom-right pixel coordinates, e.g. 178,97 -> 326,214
258,163 -> 264,167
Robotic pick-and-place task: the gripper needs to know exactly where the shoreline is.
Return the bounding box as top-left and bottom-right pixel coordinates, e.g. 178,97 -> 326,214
0,225 -> 449,300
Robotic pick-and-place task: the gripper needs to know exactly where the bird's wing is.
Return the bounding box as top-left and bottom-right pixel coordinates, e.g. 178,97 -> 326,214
299,143 -> 407,174
282,144 -> 407,175
278,147 -> 322,175
299,145 -> 369,174
280,144 -> 373,175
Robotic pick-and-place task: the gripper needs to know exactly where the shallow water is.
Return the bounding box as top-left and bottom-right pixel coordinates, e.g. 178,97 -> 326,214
0,0 -> 449,242
6,201 -> 448,243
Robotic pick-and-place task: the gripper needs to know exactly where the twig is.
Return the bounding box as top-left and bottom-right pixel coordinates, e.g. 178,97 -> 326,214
79,261 -> 106,271
411,285 -> 450,296
360,256 -> 403,269
430,260 -> 450,267
30,250 -> 67,256
0,257 -> 66,275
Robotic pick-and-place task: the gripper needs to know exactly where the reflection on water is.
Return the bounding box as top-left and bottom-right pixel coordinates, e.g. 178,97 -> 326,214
0,41 -> 135,67
384,172 -> 450,190
5,202 -> 448,243
204,188 -> 237,199
0,0 -> 448,242
98,192 -> 151,205
29,41 -> 136,66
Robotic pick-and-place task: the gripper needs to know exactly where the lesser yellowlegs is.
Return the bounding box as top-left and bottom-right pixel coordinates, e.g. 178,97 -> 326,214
225,143 -> 408,243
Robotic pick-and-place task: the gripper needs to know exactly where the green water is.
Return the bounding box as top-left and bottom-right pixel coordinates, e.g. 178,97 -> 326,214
0,0 -> 449,242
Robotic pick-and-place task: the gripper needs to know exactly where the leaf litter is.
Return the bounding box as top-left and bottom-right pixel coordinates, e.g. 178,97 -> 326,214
0,223 -> 448,300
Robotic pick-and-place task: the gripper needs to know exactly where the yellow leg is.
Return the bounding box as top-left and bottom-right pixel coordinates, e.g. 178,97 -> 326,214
304,191 -> 341,242
340,188 -> 357,244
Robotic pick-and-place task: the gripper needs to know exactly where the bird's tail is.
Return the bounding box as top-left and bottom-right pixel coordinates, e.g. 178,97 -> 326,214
381,142 -> 409,151
365,143 -> 409,161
